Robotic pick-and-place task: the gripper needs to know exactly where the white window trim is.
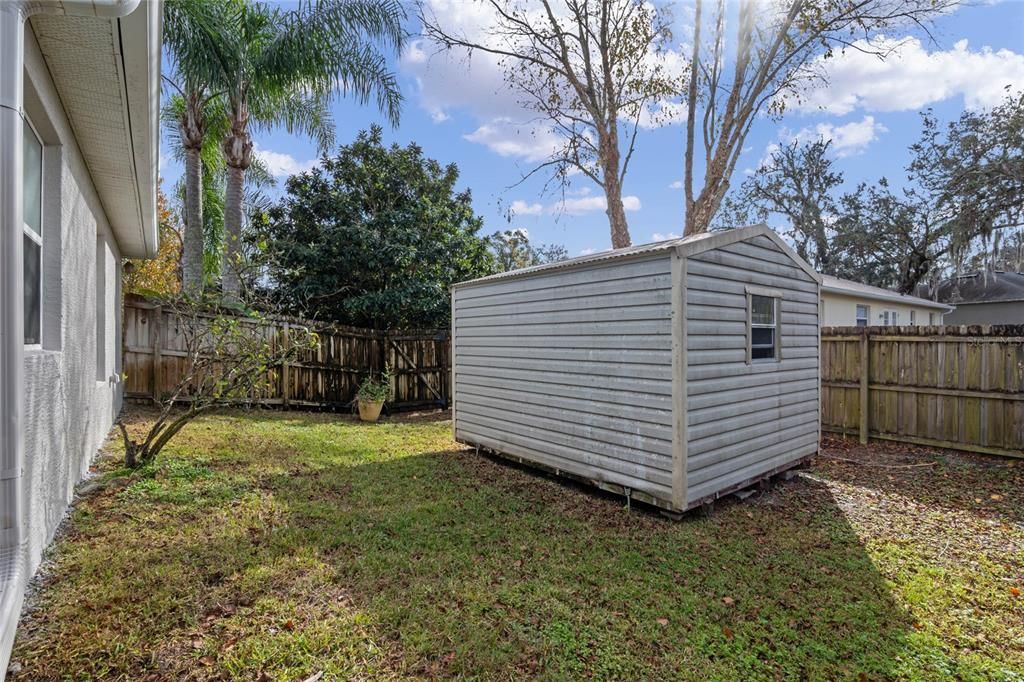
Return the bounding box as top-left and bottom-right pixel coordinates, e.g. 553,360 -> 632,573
855,304 -> 870,327
745,285 -> 781,364
23,116 -> 43,349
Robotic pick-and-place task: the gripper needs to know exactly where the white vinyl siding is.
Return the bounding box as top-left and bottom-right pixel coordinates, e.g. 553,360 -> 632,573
684,234 -> 819,505
453,256 -> 675,501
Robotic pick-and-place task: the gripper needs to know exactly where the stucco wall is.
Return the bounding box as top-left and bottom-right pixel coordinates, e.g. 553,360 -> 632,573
822,292 -> 945,327
943,301 -> 1024,325
21,21 -> 123,584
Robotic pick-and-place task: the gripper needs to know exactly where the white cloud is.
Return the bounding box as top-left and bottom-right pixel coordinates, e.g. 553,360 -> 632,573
579,247 -> 598,256
651,232 -> 681,241
668,180 -> 683,190
793,36 -> 1024,115
510,200 -> 543,216
796,116 -> 888,158
553,194 -> 641,215
463,118 -> 561,162
755,115 -> 888,169
404,0 -> 687,161
256,147 -> 317,177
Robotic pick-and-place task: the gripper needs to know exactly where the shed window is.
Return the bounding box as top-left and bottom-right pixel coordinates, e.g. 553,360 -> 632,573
23,118 -> 42,346
749,294 -> 778,361
855,304 -> 869,327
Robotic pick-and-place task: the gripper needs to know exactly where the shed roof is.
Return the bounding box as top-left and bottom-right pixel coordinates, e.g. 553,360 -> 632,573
454,224 -> 821,289
821,275 -> 952,311
932,271 -> 1024,305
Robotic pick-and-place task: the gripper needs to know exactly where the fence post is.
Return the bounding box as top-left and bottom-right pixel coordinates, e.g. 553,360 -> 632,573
859,329 -> 870,444
281,322 -> 291,408
151,305 -> 162,402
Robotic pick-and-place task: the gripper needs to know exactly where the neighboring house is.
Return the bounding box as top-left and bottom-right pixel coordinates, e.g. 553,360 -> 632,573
0,1 -> 160,674
821,275 -> 952,327
931,272 -> 1024,325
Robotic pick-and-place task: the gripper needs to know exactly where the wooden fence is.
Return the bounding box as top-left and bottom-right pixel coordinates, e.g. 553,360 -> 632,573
124,296 -> 1024,457
123,296 -> 450,411
821,325 -> 1024,458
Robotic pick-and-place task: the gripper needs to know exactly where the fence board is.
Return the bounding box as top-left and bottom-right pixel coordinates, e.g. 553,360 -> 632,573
123,296 -> 449,411
822,325 -> 1024,458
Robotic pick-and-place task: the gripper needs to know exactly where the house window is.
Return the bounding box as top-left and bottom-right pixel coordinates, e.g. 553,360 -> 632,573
23,118 -> 43,346
883,310 -> 898,326
96,235 -> 106,380
749,294 -> 778,361
910,310 -> 916,325
855,304 -> 869,327
929,312 -> 936,325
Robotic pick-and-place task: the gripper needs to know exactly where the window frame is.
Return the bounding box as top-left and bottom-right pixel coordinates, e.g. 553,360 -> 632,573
23,116 -> 43,348
855,304 -> 870,327
745,285 -> 782,364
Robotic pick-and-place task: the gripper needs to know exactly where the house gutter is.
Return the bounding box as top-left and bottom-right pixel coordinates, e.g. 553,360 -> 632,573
0,1 -> 142,673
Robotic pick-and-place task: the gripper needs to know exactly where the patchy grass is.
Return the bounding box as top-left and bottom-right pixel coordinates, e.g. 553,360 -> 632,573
10,410 -> 1023,681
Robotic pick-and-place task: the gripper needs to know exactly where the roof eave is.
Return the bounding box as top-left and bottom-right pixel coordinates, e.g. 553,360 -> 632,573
115,1 -> 161,258
821,284 -> 953,312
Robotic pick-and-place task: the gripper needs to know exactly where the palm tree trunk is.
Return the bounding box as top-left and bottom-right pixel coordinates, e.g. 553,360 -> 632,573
182,146 -> 204,292
222,164 -> 245,301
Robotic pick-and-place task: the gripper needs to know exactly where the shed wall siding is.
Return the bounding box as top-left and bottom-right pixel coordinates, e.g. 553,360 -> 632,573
684,235 -> 820,504
453,256 -> 675,502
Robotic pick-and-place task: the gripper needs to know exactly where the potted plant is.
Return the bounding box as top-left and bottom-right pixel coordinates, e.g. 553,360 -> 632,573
355,366 -> 391,422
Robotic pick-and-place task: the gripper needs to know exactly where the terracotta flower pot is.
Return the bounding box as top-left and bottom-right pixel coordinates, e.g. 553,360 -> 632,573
358,399 -> 384,422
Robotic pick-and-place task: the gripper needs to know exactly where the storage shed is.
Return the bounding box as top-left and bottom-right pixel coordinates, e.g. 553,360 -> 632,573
451,224 -> 822,512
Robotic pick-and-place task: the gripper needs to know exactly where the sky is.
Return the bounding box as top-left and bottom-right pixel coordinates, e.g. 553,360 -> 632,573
158,0 -> 1024,259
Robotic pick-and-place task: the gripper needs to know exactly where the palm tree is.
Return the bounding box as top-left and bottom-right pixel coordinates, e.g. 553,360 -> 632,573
162,0 -> 234,293
211,0 -> 405,300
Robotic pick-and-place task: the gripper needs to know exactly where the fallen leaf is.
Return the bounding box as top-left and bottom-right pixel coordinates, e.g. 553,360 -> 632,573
722,596 -> 735,606
198,656 -> 215,666
990,494 -> 1003,501
303,673 -> 325,682
1010,587 -> 1020,597
284,619 -> 295,631
912,622 -> 923,630
656,617 -> 669,626
722,626 -> 734,640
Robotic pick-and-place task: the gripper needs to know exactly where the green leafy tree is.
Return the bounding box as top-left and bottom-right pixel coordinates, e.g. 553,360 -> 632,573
488,229 -> 568,272
255,127 -> 496,328
722,92 -> 1024,293
208,0 -> 406,300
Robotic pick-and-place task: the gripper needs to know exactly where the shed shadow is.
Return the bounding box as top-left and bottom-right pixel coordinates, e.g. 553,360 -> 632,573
261,445 -> 919,679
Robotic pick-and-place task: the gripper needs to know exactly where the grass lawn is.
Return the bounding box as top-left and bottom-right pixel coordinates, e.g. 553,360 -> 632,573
9,409 -> 1023,681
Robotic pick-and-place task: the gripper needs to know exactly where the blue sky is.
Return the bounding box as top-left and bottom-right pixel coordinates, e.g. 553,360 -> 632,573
159,0 -> 1024,258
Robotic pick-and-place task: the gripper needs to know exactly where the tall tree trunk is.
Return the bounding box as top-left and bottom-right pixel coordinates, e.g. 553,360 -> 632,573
602,134 -> 631,249
182,145 -> 204,292
683,0 -> 703,237
222,164 -> 245,301
221,105 -> 252,303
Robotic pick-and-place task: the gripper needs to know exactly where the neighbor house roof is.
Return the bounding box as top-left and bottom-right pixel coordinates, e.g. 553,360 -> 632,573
29,2 -> 161,258
932,271 -> 1024,306
454,224 -> 822,289
821,275 -> 952,312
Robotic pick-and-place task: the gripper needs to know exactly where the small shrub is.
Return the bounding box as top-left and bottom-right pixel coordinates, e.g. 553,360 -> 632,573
355,366 -> 392,403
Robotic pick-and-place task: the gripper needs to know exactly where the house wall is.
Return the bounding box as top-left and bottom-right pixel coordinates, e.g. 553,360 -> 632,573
452,255 -> 675,505
822,292 -> 944,327
684,234 -> 820,505
21,22 -> 123,582
943,301 -> 1024,325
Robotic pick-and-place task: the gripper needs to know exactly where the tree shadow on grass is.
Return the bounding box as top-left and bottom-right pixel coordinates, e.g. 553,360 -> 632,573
260,447 -> 924,680
14,410 -> 982,680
